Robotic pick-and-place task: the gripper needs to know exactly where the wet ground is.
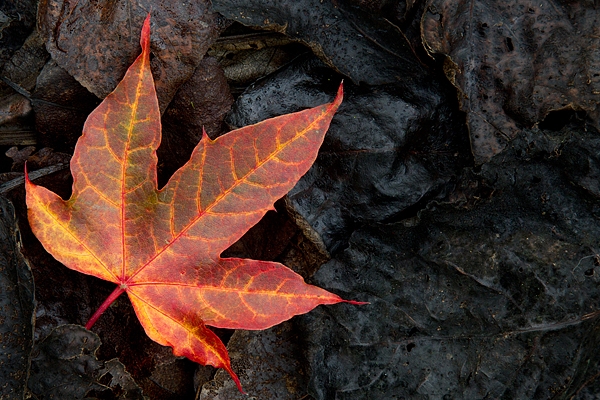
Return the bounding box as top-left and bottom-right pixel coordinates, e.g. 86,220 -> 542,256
1,0 -> 600,399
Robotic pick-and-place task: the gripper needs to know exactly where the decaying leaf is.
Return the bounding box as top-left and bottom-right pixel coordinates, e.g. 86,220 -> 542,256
28,325 -> 146,400
0,195 -> 35,399
421,0 -> 600,164
25,15 -> 363,392
37,0 -> 224,111
211,0 -> 427,86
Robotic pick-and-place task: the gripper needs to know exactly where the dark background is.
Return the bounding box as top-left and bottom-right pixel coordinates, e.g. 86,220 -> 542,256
1,0 -> 600,399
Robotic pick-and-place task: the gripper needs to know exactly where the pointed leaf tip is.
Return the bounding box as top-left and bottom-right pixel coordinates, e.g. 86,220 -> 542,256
24,161 -> 30,184
225,366 -> 245,394
334,81 -> 344,108
345,300 -> 369,305
201,126 -> 210,142
140,13 -> 151,53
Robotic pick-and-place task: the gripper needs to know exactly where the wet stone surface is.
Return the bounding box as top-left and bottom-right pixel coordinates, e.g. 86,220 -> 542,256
225,55 -> 471,253
0,196 -> 35,399
1,0 -> 600,398
296,125 -> 600,399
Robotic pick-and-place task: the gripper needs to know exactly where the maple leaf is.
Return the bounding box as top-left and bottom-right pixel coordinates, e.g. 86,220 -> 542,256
25,14 -> 364,392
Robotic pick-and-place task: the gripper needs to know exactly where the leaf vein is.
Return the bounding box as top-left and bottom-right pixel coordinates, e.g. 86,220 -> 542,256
127,104 -> 330,283
40,201 -> 118,282
128,290 -> 228,365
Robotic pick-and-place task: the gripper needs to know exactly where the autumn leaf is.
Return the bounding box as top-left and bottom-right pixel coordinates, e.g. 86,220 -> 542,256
25,14 -> 363,392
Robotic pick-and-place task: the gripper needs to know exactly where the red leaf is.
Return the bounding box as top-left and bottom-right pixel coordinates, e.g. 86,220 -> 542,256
25,14 -> 364,392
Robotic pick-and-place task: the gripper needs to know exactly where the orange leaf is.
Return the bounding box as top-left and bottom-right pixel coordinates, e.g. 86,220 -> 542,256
25,14 -> 364,392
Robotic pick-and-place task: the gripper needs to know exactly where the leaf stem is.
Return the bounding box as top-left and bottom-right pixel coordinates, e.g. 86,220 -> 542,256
85,286 -> 126,330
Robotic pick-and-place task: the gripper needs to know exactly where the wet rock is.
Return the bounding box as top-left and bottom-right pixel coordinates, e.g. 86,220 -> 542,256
38,0 -> 226,112
158,56 -> 233,185
27,324 -> 146,399
208,31 -> 307,92
211,0 -> 428,87
226,55 -> 470,252
422,0 -> 600,164
32,60 -> 100,153
0,0 -> 37,69
0,195 -> 35,399
297,123 -> 600,399
200,321 -> 309,400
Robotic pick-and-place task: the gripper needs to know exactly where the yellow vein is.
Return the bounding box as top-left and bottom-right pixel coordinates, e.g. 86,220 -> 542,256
128,290 -> 228,364
40,201 -> 118,282
126,104 -> 332,283
121,55 -> 147,280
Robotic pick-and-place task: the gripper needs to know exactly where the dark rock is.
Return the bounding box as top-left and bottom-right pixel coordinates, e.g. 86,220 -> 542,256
200,321 -> 309,400
0,30 -> 48,147
0,195 -> 35,399
422,0 -> 600,164
297,124 -> 600,399
0,0 -> 37,70
207,30 -> 308,93
158,57 -> 233,186
32,60 -> 100,153
27,325 -> 146,399
38,0 -> 226,112
226,55 -> 471,253
211,0 -> 429,87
